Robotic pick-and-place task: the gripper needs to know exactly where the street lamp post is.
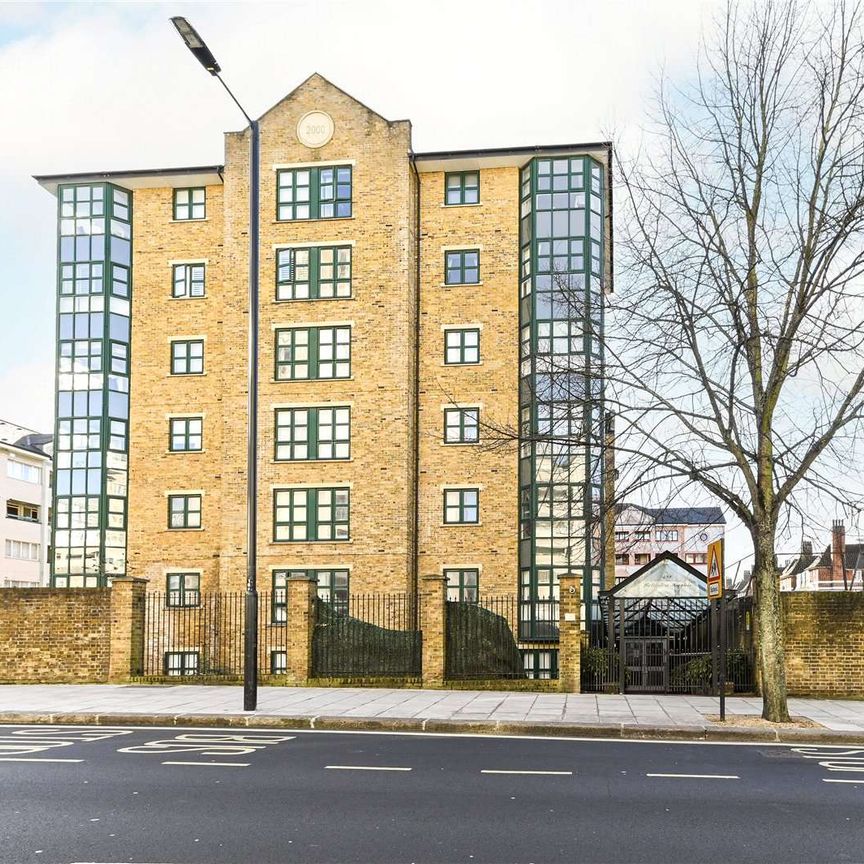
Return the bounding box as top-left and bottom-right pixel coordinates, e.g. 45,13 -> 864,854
171,17 -> 260,711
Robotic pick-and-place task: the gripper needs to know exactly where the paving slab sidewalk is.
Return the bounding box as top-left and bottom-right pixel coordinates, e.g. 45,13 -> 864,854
0,684 -> 862,743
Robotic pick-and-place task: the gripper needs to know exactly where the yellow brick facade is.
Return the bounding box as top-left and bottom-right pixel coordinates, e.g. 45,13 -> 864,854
417,167 -> 520,595
46,74 -> 610,612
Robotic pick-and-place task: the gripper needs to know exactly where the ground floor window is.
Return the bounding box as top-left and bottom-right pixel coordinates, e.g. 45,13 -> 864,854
166,572 -> 200,608
270,650 -> 287,674
521,649 -> 558,680
444,568 -> 479,602
272,568 -> 350,622
164,651 -> 199,676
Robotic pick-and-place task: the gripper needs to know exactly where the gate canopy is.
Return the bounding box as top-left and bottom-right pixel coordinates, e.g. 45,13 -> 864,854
605,551 -> 707,599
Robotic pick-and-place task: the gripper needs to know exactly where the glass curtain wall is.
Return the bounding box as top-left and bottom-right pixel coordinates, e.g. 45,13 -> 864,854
52,183 -> 132,587
518,156 -> 605,629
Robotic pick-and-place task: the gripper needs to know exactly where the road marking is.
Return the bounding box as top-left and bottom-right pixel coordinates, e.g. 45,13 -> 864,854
161,760 -> 250,767
325,765 -> 412,771
646,773 -> 739,779
1,723 -> 853,749
0,757 -> 84,763
823,778 -> 864,784
481,769 -> 573,775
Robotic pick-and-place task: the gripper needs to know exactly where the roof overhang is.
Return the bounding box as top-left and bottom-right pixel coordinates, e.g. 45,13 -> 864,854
413,142 -> 611,173
0,439 -> 52,461
34,166 -> 224,197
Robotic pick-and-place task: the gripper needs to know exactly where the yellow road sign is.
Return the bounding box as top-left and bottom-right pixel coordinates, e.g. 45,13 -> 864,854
707,539 -> 723,599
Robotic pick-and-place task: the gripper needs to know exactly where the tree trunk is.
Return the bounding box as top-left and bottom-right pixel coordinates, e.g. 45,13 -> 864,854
752,524 -> 791,722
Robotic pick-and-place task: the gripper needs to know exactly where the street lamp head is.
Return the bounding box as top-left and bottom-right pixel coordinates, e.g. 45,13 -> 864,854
170,16 -> 221,75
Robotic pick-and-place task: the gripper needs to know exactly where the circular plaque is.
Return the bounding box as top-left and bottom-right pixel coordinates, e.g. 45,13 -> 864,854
297,111 -> 334,148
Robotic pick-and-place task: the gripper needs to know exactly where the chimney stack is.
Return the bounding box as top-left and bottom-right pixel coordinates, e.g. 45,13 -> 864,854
801,540 -> 813,558
832,520 -> 846,584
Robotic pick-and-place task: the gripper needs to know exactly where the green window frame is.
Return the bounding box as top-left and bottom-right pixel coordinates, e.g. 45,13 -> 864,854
172,263 -> 206,299
275,326 -> 351,381
443,488 -> 479,525
272,568 -> 349,622
166,572 -> 200,608
445,568 -> 479,602
173,188 -> 206,221
276,246 -> 352,300
444,407 -> 479,444
271,651 -> 287,673
274,406 -> 350,461
444,328 -> 480,365
273,488 -> 349,542
169,417 -> 203,452
445,172 -> 480,206
170,339 -> 204,375
164,651 -> 199,676
521,649 -> 559,680
445,249 -> 480,285
168,494 -> 202,529
276,165 -> 352,221
519,567 -> 560,641
110,341 -> 128,375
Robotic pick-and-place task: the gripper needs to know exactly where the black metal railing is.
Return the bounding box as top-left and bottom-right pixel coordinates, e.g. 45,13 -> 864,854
311,593 -> 421,679
142,592 -> 288,679
446,595 -> 560,681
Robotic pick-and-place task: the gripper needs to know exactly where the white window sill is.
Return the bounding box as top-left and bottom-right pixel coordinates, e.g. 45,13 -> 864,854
441,203 -> 482,209
165,450 -> 206,455
272,297 -> 355,304
271,539 -> 354,545
272,376 -> 355,384
169,218 -> 209,224
441,282 -> 483,288
441,522 -> 482,528
441,442 -> 480,447
273,457 -> 354,464
441,362 -> 483,368
166,527 -> 205,532
272,216 -> 355,225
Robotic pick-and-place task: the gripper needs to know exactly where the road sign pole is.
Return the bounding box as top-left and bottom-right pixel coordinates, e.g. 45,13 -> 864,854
719,538 -> 726,721
706,537 -> 725,720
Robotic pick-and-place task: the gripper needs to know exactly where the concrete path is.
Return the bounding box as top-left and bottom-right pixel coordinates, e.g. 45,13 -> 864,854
0,685 -> 863,739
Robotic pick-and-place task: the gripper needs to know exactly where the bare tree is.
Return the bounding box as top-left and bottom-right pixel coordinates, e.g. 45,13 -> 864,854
611,0 -> 864,721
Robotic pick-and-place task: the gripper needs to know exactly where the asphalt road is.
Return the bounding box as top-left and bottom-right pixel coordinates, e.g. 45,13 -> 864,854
2,723 -> 863,864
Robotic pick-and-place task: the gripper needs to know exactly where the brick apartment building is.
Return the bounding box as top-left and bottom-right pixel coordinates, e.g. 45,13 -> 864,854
34,74 -> 611,631
613,503 -> 725,582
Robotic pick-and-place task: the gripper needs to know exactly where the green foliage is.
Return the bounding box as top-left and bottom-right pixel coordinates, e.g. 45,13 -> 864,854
582,645 -> 615,676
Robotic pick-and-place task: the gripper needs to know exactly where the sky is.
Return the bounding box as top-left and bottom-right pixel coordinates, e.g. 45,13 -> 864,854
0,0 -> 766,566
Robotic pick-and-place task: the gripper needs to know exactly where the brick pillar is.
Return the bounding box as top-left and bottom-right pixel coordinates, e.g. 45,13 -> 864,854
108,576 -> 148,683
420,574 -> 448,687
286,574 -> 317,684
558,574 -> 583,692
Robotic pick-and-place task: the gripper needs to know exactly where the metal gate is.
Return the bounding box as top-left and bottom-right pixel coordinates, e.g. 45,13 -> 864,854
583,593 -> 755,695
624,638 -> 667,692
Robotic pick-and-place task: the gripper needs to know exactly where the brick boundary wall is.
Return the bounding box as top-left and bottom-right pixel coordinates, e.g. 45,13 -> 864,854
782,592 -> 864,697
0,588 -> 112,683
0,578 -> 147,684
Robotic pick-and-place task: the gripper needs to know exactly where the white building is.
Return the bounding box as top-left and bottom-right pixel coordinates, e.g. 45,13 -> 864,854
613,504 -> 725,583
0,420 -> 52,587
